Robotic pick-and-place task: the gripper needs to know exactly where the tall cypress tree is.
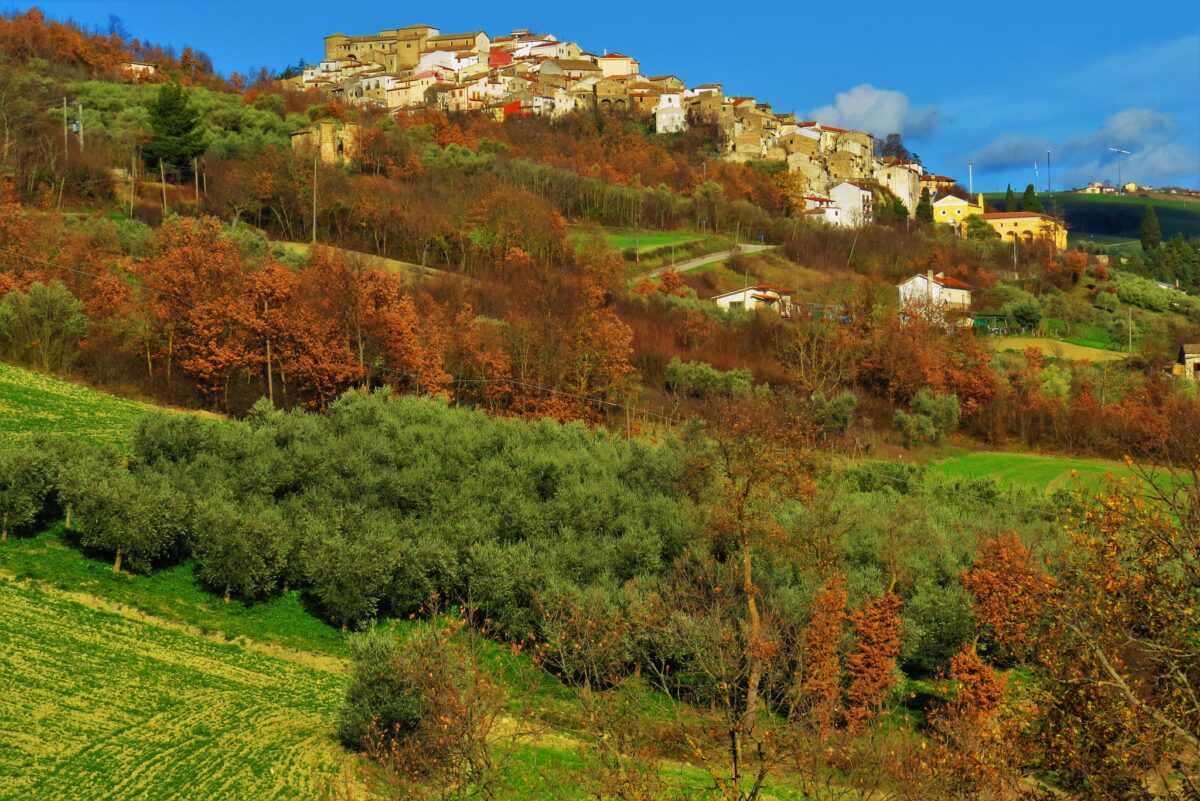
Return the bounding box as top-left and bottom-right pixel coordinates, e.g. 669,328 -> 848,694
1020,184 -> 1044,213
915,188 -> 934,223
144,82 -> 205,176
1140,205 -> 1162,252
1004,184 -> 1017,212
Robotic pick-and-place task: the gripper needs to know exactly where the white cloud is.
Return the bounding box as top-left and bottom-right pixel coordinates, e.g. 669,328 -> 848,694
967,134 -> 1055,171
1059,143 -> 1197,188
1070,108 -> 1178,151
810,84 -> 940,139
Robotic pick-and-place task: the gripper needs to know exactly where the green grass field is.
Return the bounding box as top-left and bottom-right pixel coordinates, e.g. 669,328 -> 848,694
0,530 -> 701,801
1043,320 -> 1118,350
0,578 -> 347,801
604,230 -> 707,253
930,450 -> 1137,492
0,363 -> 173,447
0,527 -> 350,658
1068,231 -> 1143,255
272,242 -> 439,282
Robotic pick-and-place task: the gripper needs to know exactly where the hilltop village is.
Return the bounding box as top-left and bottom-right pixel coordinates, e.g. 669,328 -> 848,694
285,23 -> 1066,246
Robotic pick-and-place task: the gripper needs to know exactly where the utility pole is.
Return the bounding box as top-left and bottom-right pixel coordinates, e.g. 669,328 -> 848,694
1108,147 -> 1130,192
62,98 -> 68,160
159,159 -> 168,215
77,103 -> 83,151
193,157 -> 200,205
968,162 -> 973,194
311,153 -> 318,244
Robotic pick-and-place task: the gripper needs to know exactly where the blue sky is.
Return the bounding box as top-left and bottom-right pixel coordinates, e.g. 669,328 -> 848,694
18,0 -> 1200,190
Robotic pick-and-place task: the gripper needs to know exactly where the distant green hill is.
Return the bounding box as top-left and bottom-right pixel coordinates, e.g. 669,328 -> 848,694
983,192 -> 1200,241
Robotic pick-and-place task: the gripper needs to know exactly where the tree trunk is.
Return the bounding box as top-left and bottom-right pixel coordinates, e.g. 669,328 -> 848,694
2,511 -> 8,542
64,505 -> 71,530
264,301 -> 274,405
741,541 -> 762,749
113,547 -> 122,573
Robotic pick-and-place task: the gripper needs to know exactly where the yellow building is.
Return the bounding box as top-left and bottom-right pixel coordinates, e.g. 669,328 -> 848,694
979,211 -> 1068,250
932,193 -> 985,230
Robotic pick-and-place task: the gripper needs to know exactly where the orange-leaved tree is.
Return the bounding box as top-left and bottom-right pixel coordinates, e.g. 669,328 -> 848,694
844,587 -> 903,734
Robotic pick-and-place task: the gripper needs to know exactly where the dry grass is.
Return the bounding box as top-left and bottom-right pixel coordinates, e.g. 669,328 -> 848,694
989,336 -> 1128,362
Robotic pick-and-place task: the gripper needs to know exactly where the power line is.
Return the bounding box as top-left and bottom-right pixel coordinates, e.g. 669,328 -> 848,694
0,247 -> 188,302
0,247 -> 682,425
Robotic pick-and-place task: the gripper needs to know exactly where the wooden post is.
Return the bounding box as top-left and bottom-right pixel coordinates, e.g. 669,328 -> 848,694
159,160 -> 168,215
193,157 -> 200,205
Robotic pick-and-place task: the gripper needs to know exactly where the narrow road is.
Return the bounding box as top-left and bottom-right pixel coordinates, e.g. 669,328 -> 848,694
636,243 -> 775,279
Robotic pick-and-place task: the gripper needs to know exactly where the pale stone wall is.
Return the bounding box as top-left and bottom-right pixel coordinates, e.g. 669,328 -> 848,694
291,122 -> 361,166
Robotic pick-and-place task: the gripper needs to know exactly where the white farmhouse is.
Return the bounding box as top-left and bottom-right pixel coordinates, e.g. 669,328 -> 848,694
711,284 -> 794,315
655,104 -> 686,134
898,271 -> 973,313
829,181 -> 873,227
801,196 -> 842,225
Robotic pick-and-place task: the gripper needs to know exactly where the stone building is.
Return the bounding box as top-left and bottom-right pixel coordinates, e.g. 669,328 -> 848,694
290,121 -> 361,166
1175,344 -> 1200,380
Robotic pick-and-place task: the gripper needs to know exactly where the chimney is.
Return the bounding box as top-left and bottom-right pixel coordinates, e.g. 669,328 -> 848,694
927,269 -> 934,304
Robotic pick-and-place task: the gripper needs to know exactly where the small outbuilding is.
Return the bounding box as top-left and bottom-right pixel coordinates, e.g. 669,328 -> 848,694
1175,344 -> 1200,380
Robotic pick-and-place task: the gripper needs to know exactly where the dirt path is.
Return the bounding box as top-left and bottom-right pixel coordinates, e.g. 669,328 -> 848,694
637,244 -> 775,279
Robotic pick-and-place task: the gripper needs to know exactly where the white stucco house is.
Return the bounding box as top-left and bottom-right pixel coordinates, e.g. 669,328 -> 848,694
801,196 -> 842,225
655,104 -> 686,134
829,181 -> 873,227
898,271 -> 973,314
711,284 -> 794,315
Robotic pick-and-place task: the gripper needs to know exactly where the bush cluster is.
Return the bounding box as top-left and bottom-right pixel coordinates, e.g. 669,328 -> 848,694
664,357 -> 752,398
0,390 -> 1061,683
893,390 -> 961,447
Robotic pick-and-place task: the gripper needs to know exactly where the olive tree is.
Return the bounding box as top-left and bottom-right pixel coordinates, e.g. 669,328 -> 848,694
0,446 -> 52,542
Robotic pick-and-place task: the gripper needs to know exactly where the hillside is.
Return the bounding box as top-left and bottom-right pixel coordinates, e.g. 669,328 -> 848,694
984,191 -> 1200,241
0,363 -> 190,447
3,8 -> 1200,801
